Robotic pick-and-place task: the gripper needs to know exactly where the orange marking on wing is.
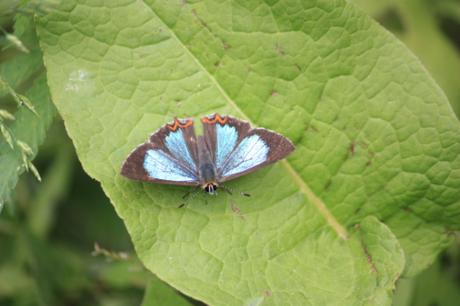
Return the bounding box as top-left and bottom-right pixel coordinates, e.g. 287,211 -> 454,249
167,119 -> 193,131
201,114 -> 227,125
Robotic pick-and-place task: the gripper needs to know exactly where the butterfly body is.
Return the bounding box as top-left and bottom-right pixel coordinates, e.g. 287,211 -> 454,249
196,136 -> 219,194
121,114 -> 295,195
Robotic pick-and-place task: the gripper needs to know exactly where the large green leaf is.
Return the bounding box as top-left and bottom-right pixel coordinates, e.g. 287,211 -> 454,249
37,0 -> 460,305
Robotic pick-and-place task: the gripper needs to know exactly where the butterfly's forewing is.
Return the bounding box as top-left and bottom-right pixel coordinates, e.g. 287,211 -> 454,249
121,118 -> 200,186
201,114 -> 295,183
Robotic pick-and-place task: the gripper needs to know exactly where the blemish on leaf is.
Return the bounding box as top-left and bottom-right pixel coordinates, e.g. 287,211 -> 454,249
349,141 -> 356,156
231,201 -> 245,220
271,90 -> 278,96
356,226 -> 378,274
192,9 -> 211,32
364,246 -> 377,273
366,151 -> 375,166
65,69 -> 92,93
245,296 -> 265,306
174,98 -> 182,108
274,43 -> 285,55
324,179 -> 332,191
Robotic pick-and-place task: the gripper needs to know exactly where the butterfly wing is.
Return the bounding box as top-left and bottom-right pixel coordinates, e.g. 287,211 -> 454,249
121,118 -> 200,185
201,114 -> 295,183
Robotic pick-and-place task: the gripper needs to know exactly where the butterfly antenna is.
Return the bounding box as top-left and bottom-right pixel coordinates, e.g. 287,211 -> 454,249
220,185 -> 251,197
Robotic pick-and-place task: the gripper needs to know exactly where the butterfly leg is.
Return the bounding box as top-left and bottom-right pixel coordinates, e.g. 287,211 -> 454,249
179,186 -> 201,208
220,185 -> 251,197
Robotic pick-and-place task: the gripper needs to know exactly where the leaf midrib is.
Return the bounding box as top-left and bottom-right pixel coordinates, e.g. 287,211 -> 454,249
144,1 -> 349,239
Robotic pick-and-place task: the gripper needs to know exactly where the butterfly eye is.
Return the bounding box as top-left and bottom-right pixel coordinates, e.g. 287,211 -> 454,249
204,184 -> 218,194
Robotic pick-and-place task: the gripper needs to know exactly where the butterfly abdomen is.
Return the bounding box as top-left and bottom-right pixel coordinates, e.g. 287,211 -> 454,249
196,136 -> 217,184
199,163 -> 216,183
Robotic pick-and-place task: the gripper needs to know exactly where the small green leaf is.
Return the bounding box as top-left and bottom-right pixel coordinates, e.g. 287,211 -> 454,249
16,140 -> 33,156
16,93 -> 38,115
0,124 -> 14,149
0,77 -> 38,116
27,141 -> 75,238
0,110 -> 15,121
19,94 -> 38,115
27,160 -> 41,182
5,33 -> 30,53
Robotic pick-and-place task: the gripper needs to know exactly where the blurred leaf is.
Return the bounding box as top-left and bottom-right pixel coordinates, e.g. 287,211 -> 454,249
392,278 -> 414,306
0,14 -> 56,207
94,258 -> 149,289
1,109 -> 141,305
38,1 -> 460,305
350,0 -> 393,17
27,141 -> 74,237
53,165 -> 133,250
408,255 -> 460,306
435,0 -> 460,23
142,278 -> 193,306
392,237 -> 460,306
0,14 -> 43,95
0,265 -> 34,297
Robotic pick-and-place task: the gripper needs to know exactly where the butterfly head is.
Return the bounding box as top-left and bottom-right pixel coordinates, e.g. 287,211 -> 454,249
203,182 -> 218,195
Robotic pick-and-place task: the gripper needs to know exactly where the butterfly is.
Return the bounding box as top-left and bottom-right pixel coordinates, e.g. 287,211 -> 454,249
121,114 -> 295,196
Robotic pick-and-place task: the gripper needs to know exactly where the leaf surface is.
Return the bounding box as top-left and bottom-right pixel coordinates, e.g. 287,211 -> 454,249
37,0 -> 460,304
353,0 -> 460,119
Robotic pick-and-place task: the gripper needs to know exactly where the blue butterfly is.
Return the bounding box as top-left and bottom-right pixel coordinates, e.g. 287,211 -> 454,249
121,114 -> 295,195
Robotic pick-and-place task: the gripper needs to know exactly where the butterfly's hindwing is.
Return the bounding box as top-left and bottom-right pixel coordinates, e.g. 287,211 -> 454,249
201,114 -> 295,183
121,118 -> 200,185
220,133 -> 269,177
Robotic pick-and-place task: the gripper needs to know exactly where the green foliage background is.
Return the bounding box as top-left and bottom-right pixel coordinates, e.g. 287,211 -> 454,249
0,0 -> 459,305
